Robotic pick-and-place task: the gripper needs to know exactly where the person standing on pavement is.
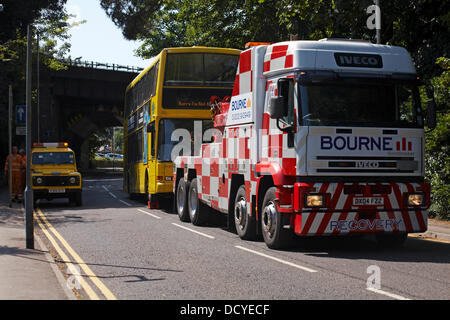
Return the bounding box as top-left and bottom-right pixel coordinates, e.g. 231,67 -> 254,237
4,146 -> 25,202
19,149 -> 26,196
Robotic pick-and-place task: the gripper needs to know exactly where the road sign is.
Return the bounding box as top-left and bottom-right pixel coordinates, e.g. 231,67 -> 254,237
16,105 -> 26,125
16,126 -> 26,136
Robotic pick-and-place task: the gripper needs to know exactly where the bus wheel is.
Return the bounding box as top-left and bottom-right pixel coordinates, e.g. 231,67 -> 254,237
188,178 -> 208,226
176,178 -> 190,222
234,185 -> 256,240
261,187 -> 293,249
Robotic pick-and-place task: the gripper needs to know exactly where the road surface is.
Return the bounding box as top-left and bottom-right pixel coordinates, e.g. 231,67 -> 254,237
34,175 -> 450,301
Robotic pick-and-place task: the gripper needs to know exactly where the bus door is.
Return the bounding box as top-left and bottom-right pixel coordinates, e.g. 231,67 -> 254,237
147,121 -> 157,194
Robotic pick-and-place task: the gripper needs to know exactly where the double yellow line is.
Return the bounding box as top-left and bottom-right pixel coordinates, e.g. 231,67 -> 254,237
34,208 -> 117,300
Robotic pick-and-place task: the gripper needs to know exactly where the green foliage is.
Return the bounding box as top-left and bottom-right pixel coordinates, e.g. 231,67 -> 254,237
88,127 -> 124,160
424,57 -> 450,219
101,0 -> 449,82
90,159 -> 124,169
0,0 -> 75,172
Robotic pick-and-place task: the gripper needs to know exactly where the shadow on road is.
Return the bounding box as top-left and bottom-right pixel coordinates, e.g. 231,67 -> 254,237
283,235 -> 450,264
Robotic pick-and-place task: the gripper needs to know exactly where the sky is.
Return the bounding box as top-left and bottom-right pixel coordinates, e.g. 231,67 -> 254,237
65,0 -> 150,69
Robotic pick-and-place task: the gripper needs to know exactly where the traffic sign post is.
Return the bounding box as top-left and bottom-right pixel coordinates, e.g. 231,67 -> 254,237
8,86 -> 13,208
16,127 -> 26,136
16,105 -> 26,125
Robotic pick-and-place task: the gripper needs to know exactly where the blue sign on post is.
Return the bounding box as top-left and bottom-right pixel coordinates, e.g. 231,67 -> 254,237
16,105 -> 26,125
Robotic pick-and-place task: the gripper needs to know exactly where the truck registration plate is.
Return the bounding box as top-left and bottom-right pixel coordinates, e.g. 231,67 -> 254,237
353,197 -> 384,206
49,189 -> 65,193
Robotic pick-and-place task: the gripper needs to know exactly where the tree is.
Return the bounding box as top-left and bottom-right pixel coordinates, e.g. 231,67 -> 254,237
101,0 -> 449,81
424,57 -> 450,219
101,0 -> 288,57
0,0 -> 73,176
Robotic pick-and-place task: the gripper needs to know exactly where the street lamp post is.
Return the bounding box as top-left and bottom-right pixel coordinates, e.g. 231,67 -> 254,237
25,24 -> 34,249
37,32 -> 40,142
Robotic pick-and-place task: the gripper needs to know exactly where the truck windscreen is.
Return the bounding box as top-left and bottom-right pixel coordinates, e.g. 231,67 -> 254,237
299,81 -> 423,128
32,152 -> 75,165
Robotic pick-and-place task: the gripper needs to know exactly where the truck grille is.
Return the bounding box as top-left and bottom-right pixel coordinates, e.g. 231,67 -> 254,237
343,184 -> 391,195
43,176 -> 70,186
33,176 -> 79,187
316,156 -> 417,173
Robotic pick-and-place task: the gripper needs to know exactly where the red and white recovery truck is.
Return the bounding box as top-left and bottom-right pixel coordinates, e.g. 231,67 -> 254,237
173,39 -> 434,249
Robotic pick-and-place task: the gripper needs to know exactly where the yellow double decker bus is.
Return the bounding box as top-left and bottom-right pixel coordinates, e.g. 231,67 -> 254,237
124,46 -> 240,205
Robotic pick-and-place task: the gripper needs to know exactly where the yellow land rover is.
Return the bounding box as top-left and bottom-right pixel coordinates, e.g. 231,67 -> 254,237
31,142 -> 82,206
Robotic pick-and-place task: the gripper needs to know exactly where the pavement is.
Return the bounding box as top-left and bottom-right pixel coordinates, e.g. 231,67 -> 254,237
0,181 -> 449,300
0,186 -> 75,300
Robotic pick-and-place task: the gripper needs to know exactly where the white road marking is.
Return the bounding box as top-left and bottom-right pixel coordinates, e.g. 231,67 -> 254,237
108,192 -> 117,199
366,287 -> 411,300
119,199 -> 132,207
235,245 -> 318,273
102,185 -> 109,191
172,223 -> 215,239
137,209 -> 161,219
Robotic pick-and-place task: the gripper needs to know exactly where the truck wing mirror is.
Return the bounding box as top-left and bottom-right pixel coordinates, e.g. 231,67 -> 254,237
269,96 -> 287,119
268,78 -> 291,119
426,87 -> 437,131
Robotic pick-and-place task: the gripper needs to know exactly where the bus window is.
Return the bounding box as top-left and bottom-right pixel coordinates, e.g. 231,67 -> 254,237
157,119 -> 213,162
164,53 -> 238,87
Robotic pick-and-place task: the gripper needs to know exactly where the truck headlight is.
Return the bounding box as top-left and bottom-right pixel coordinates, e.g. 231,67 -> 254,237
305,194 -> 325,207
69,177 -> 76,184
36,177 -> 43,184
408,193 -> 424,206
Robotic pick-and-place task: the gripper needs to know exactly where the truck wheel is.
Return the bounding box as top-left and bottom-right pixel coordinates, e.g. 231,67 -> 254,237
188,178 -> 208,226
176,178 -> 190,222
75,191 -> 82,207
234,185 -> 256,240
70,191 -> 82,207
261,187 -> 293,249
375,232 -> 407,248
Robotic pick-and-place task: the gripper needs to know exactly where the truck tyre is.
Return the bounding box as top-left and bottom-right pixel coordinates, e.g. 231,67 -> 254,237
261,187 -> 293,249
234,185 -> 256,240
188,178 -> 208,226
70,191 -> 82,207
375,232 -> 407,248
176,178 -> 190,222
76,191 -> 82,207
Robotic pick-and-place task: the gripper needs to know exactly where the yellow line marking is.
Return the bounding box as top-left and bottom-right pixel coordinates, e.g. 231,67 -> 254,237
34,213 -> 100,300
36,209 -> 118,300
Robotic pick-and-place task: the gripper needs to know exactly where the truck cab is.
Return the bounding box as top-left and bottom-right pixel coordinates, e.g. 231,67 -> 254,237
31,142 -> 82,206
